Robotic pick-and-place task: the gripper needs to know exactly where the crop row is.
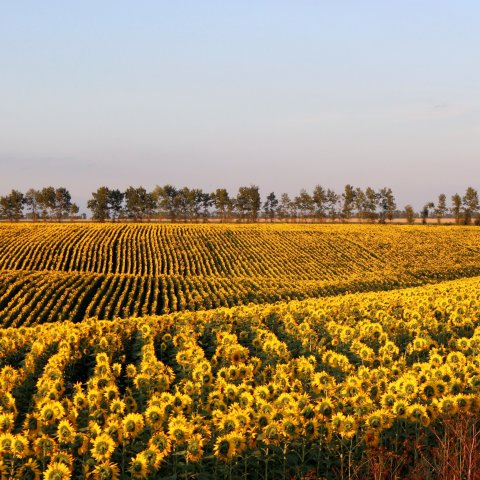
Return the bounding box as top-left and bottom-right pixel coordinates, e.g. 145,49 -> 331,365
1,223 -> 480,280
1,277 -> 480,478
2,265 -> 479,327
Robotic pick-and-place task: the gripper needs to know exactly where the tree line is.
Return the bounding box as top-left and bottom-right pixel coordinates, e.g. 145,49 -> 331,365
0,187 -> 80,222
1,185 -> 480,224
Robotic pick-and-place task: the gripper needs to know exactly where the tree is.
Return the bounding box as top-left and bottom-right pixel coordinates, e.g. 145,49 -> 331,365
176,187 -> 191,222
363,187 -> 378,222
199,192 -> 212,222
378,187 -> 396,223
294,189 -> 313,221
354,188 -> 366,222
54,187 -> 72,221
277,193 -> 292,221
0,190 -> 25,221
108,189 -> 124,221
404,205 -> 415,224
451,194 -> 462,225
462,187 -> 479,225
341,184 -> 356,221
325,189 -> 339,222
188,188 -> 204,222
154,185 -> 178,222
37,186 -> 56,220
124,186 -> 155,221
421,202 -> 434,224
434,194 -> 447,224
263,192 -> 279,222
236,185 -> 260,222
211,188 -> 232,222
70,203 -> 79,221
87,186 -> 111,222
24,188 -> 39,221
312,185 -> 327,222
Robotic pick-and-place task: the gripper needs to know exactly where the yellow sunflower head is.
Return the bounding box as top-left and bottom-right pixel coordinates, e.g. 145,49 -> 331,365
91,433 -> 116,462
91,460 -> 120,480
122,413 -> 144,439
129,454 -> 149,479
43,461 -> 71,480
12,434 -> 30,458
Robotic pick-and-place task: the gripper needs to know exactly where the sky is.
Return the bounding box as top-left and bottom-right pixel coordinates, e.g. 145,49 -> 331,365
1,1 -> 479,212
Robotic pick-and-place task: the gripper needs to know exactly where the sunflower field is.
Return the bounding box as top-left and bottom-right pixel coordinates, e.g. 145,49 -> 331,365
1,223 -> 480,325
2,224 -> 480,479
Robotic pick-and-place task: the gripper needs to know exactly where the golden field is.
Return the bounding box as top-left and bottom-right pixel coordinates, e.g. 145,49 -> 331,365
1,224 -> 480,479
1,223 -> 480,325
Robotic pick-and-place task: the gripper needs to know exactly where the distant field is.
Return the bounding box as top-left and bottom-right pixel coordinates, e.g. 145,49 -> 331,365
1,223 -> 480,325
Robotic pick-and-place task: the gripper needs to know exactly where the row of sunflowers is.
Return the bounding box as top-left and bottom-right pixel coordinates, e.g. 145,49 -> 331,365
0,268 -> 429,327
2,223 -> 480,326
1,223 -> 480,279
1,276 -> 480,478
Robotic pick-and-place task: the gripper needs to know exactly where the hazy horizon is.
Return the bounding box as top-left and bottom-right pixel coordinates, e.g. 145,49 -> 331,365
1,1 -> 479,212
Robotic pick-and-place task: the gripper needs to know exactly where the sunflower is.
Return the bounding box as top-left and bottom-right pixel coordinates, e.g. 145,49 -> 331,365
57,420 -> 76,445
213,432 -> 245,461
331,412 -> 346,433
186,433 -> 205,463
140,447 -> 163,470
316,398 -> 334,417
129,454 -> 149,479
44,462 -> 71,480
12,434 -> 30,458
50,451 -> 75,471
40,401 -> 65,425
124,392 -> 138,414
0,433 -> 14,453
214,413 -> 237,434
149,432 -> 172,460
302,419 -> 319,439
90,460 -> 120,480
339,415 -> 357,439
33,435 -> 56,458
407,404 -> 430,427
96,352 -> 109,365
91,433 -> 116,462
237,392 -> 253,409
435,396 -> 458,416
109,399 -> 126,416
311,372 -> 336,395
365,410 -> 384,430
126,364 -> 137,378
392,399 -> 409,418
263,421 -> 283,445
168,415 -> 191,443
23,413 -> 41,435
17,458 -> 41,480
103,386 -> 118,403
104,419 -> 123,444
0,412 -> 14,433
398,376 -> 418,397
122,413 -> 144,439
73,391 -> 88,410
420,380 -> 437,400
380,392 -> 396,408
282,418 -> 299,440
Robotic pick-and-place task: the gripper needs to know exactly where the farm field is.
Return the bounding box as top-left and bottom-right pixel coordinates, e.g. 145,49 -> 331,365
1,223 -> 480,479
1,223 -> 480,325
1,275 -> 480,478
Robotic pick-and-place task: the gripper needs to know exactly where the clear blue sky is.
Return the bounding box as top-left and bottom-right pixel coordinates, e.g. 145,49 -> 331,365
1,1 -> 479,212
